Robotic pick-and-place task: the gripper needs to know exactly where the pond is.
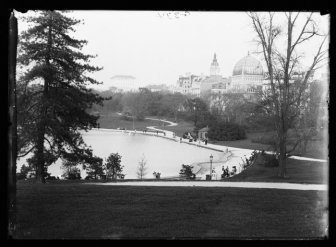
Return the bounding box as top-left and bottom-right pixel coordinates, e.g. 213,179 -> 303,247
17,129 -> 225,179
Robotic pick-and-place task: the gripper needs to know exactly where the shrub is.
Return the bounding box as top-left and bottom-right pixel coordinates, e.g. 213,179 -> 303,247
259,152 -> 279,167
208,121 -> 246,141
179,164 -> 196,180
153,172 -> 161,179
16,173 -> 26,180
119,115 -> 132,121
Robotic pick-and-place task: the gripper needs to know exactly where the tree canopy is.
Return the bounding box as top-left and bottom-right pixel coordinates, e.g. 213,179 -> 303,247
17,11 -> 105,183
249,12 -> 328,177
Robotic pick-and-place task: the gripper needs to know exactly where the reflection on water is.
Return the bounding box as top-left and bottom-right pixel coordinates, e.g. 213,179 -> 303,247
82,130 -> 222,179
17,130 -> 222,179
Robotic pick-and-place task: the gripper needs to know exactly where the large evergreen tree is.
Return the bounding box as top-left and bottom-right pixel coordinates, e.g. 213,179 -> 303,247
17,11 -> 104,183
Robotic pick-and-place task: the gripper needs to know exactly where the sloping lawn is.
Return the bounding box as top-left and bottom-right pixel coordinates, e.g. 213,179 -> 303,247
228,157 -> 328,184
14,181 -> 328,239
98,113 -> 162,130
162,120 -> 195,137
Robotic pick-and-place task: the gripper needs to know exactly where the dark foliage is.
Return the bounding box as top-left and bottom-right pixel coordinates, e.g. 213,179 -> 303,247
105,153 -> 124,180
179,164 -> 196,180
207,121 -> 246,141
17,11 -> 105,183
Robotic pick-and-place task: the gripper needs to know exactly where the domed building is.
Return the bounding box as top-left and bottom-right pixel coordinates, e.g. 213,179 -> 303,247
231,52 -> 264,93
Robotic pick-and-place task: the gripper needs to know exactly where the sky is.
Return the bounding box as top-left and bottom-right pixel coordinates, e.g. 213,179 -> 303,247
16,10 -> 329,91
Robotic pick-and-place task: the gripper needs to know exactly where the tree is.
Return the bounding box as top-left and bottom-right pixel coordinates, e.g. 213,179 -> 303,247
16,164 -> 32,180
179,164 -> 196,180
159,93 -> 186,121
136,154 -> 148,179
249,12 -> 328,177
61,161 -> 81,180
121,92 -> 148,120
83,154 -> 104,180
105,153 -> 124,180
17,11 -> 105,183
183,97 -> 209,126
207,120 -> 246,141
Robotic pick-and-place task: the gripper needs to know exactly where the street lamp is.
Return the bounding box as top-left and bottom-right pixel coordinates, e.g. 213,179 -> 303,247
209,154 -> 213,180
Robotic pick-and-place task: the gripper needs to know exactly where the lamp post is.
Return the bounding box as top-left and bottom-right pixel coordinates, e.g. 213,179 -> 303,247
209,154 -> 213,180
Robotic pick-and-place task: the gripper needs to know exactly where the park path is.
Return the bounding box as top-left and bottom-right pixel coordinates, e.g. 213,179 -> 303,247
91,181 -> 327,191
145,117 -> 177,138
143,117 -> 328,163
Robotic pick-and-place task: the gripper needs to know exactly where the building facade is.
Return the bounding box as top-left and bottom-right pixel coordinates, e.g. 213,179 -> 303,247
210,53 -> 220,76
230,52 -> 264,93
199,53 -> 228,97
110,75 -> 139,92
176,72 -> 204,96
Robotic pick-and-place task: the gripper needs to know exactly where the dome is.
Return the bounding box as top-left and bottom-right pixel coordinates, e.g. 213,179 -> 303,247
232,54 -> 264,76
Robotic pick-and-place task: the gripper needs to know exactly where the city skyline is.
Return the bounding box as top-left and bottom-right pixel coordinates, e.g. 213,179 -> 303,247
16,10 -> 329,90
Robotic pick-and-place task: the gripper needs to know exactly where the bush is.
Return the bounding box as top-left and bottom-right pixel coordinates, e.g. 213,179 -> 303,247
16,173 -> 26,180
179,164 -> 196,180
119,114 -> 133,121
85,175 -> 93,180
153,172 -> 161,179
260,153 -> 279,167
66,172 -> 81,180
208,121 -> 246,141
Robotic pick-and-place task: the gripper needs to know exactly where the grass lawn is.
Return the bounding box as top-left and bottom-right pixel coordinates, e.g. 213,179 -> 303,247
14,181 -> 328,239
98,112 -> 163,131
227,157 -> 328,184
164,120 -> 195,137
211,131 -> 328,160
210,138 -> 271,151
98,112 -> 328,160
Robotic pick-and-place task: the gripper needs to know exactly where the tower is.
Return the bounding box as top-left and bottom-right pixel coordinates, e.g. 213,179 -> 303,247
210,53 -> 220,76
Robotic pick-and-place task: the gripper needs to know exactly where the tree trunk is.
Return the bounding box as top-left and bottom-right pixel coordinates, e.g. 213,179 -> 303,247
35,129 -> 46,183
35,12 -> 53,184
278,136 -> 287,178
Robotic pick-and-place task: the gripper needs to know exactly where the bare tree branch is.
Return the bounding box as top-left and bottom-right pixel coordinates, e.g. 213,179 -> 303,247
17,145 -> 36,158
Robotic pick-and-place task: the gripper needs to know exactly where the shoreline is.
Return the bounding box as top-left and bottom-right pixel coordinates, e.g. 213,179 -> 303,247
90,127 -> 328,163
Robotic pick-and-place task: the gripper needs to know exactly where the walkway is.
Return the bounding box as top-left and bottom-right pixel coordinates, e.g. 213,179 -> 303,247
145,117 -> 177,138
143,117 -> 328,163
92,181 -> 327,191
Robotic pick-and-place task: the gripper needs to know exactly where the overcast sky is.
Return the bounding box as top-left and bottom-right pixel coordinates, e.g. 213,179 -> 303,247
16,10 -> 329,90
